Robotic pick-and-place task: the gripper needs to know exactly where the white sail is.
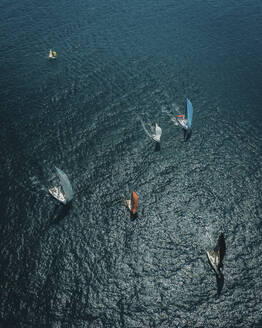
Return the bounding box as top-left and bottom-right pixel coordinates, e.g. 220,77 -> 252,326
49,49 -> 56,59
152,123 -> 162,142
55,167 -> 73,203
206,250 -> 221,277
140,119 -> 162,143
206,233 -> 226,279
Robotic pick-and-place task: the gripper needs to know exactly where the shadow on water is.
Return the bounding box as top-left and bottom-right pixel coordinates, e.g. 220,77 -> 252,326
207,258 -> 225,297
216,273 -> 224,297
154,142 -> 161,152
52,202 -> 72,224
207,256 -> 225,296
184,128 -> 192,141
130,212 -> 138,221
0,320 -> 15,328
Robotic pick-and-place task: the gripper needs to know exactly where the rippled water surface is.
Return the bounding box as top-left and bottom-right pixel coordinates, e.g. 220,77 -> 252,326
1,0 -> 262,327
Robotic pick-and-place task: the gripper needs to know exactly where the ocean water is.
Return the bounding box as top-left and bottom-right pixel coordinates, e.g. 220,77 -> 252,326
0,0 -> 262,327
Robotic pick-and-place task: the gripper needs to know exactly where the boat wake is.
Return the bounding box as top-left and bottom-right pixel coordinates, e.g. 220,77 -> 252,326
161,108 -> 179,126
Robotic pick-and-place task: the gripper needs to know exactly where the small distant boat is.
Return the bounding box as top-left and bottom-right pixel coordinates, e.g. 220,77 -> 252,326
49,49 -> 57,59
176,98 -> 194,130
123,191 -> 139,215
49,167 -> 73,205
141,120 -> 162,143
206,233 -> 226,279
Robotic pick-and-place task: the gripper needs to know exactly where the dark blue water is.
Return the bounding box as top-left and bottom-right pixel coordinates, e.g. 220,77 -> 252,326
1,0 -> 262,327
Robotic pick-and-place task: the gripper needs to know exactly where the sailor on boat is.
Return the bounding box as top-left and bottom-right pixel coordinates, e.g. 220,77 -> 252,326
49,167 -> 73,205
206,233 -> 226,279
49,49 -> 57,59
176,98 -> 194,140
123,191 -> 139,217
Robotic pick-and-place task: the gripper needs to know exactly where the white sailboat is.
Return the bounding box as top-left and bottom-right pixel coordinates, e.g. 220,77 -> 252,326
206,249 -> 221,277
49,49 -> 57,59
49,167 -> 73,205
152,123 -> 162,142
206,233 -> 226,279
141,120 -> 162,143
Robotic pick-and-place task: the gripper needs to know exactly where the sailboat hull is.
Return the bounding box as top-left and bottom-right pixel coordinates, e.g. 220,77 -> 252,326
177,117 -> 189,130
49,187 -> 67,204
152,135 -> 161,142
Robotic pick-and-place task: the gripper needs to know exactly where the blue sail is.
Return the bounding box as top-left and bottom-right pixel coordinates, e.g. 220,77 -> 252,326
186,98 -> 193,129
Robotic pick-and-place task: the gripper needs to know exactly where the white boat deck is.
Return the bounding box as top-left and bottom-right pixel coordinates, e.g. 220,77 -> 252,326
49,186 -> 66,204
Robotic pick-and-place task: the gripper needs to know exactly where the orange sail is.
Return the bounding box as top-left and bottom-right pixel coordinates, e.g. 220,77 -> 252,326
131,191 -> 138,214
177,114 -> 185,118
